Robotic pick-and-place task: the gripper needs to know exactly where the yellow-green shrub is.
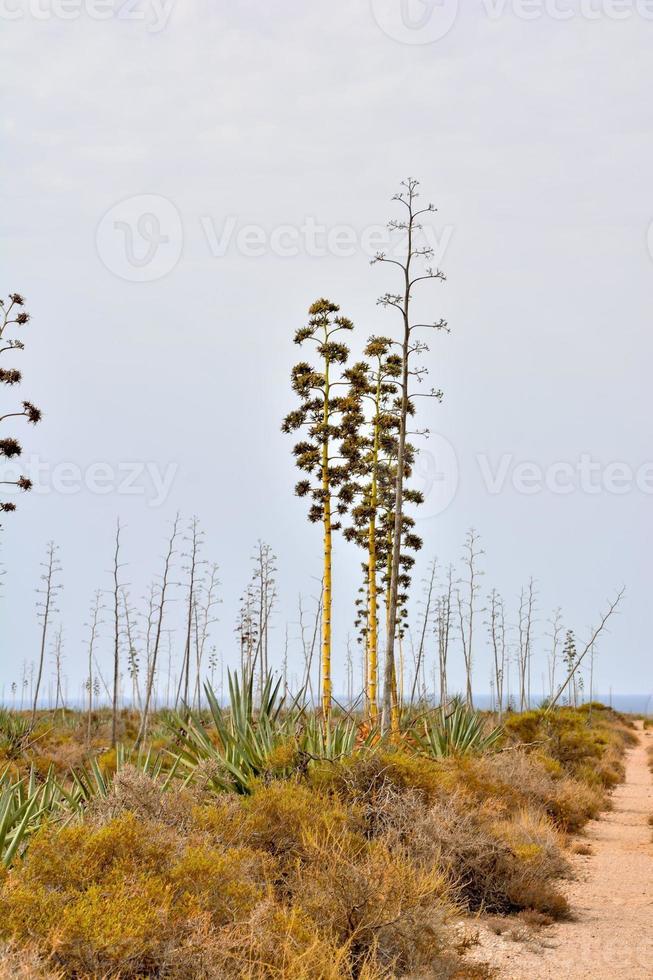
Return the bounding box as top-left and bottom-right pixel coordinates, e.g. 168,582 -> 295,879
214,901 -> 371,980
0,813 -> 272,977
504,707 -> 634,789
195,781 -> 362,869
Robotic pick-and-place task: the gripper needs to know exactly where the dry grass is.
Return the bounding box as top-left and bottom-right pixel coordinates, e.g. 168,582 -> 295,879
0,944 -> 64,979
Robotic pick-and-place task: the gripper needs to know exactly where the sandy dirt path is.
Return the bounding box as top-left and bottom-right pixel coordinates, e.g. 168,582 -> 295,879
471,727 -> 653,979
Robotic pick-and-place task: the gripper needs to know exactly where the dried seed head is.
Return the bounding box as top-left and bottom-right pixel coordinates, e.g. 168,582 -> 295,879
0,438 -> 22,459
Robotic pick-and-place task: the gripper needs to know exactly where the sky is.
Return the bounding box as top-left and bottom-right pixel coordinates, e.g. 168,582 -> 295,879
1,1 -> 652,706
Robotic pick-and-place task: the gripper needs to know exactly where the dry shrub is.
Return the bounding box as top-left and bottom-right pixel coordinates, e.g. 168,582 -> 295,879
327,747 -> 601,836
311,748 -> 574,921
31,739 -> 87,776
293,830 -> 452,975
504,707 -> 633,789
197,783 -> 455,975
87,764 -> 197,830
445,968 -> 495,980
471,750 -> 603,832
209,901 -> 356,979
320,751 -> 453,810
0,782 -> 457,978
0,706 -> 632,977
402,795 -> 569,917
194,781 -> 362,870
515,908 -> 554,930
317,752 -> 430,842
583,742 -> 626,789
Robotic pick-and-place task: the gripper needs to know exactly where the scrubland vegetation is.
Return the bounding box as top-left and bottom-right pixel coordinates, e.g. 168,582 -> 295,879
0,694 -> 636,978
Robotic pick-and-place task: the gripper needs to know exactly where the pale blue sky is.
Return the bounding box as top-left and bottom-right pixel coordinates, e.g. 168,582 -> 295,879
1,2 -> 651,702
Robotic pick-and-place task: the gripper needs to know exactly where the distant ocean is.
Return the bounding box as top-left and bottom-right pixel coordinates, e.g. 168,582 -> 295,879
332,693 -> 653,715
6,693 -> 653,715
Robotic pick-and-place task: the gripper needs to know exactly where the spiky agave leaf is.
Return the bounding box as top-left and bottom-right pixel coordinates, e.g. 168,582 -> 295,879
168,670 -> 376,791
299,715 -> 359,760
0,765 -> 70,866
166,669 -> 296,794
417,702 -> 503,758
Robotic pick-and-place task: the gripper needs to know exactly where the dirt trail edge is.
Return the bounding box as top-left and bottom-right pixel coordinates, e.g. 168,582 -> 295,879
469,726 -> 653,979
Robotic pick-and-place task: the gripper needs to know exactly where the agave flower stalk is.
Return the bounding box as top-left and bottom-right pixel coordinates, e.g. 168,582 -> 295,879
341,339 -> 421,727
372,179 -> 448,728
282,299 -> 354,718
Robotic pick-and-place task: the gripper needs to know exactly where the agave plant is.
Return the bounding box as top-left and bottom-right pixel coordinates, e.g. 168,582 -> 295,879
167,670 -> 378,793
299,715 -> 358,759
298,713 -> 382,761
0,710 -> 33,759
417,702 -> 503,758
166,670 -> 296,794
0,765 -> 69,866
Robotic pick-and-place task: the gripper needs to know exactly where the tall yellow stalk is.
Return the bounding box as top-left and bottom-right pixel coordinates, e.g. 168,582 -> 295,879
366,375 -> 382,723
384,542 -> 400,738
367,518 -> 378,721
322,358 -> 332,718
282,299 -> 355,724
